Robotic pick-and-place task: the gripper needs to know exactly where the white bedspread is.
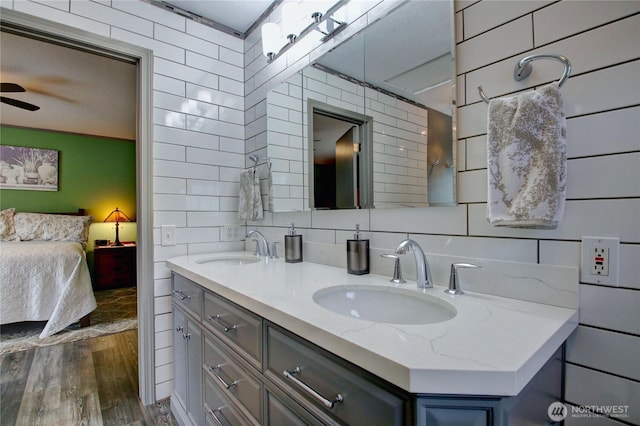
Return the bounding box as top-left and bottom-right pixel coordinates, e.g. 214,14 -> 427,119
0,241 -> 97,338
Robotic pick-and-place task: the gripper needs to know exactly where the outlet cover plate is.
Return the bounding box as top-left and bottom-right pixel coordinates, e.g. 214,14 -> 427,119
581,236 -> 619,286
161,225 -> 176,246
222,224 -> 243,242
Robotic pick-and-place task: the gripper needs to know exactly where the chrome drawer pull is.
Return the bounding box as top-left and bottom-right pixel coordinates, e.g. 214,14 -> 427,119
210,364 -> 237,389
172,289 -> 191,301
283,367 -> 344,409
182,332 -> 190,340
175,326 -> 184,333
208,314 -> 237,333
208,407 -> 227,426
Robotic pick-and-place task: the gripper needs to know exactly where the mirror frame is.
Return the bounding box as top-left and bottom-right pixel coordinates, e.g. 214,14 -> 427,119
264,0 -> 457,211
307,99 -> 374,210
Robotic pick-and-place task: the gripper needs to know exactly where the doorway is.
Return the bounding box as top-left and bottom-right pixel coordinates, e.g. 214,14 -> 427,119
1,10 -> 155,404
308,100 -> 373,210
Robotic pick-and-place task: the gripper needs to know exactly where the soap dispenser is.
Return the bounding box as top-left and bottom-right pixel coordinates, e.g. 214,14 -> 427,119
284,223 -> 303,263
347,224 -> 369,275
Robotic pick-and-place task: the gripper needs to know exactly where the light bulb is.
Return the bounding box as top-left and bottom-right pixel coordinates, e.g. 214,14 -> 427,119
261,22 -> 281,58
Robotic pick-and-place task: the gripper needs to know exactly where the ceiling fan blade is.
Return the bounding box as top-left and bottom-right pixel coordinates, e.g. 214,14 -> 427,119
1,96 -> 40,111
0,83 -> 26,93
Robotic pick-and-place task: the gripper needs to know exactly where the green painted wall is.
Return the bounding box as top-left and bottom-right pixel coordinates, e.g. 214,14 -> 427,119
0,126 -> 136,220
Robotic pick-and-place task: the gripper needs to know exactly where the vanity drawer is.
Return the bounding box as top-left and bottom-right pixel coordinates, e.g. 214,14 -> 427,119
203,333 -> 262,424
265,382 -> 328,426
172,273 -> 203,321
204,374 -> 258,426
265,323 -> 408,426
203,290 -> 263,369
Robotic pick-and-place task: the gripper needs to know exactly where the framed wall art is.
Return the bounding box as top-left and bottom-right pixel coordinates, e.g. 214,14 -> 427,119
0,145 -> 59,191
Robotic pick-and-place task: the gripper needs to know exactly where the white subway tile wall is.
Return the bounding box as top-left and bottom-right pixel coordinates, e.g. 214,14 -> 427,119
6,0 -> 639,416
247,1 -> 640,423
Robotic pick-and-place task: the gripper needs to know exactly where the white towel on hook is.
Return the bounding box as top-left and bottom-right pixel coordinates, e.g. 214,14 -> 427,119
266,166 -> 274,212
238,168 -> 263,221
486,83 -> 567,228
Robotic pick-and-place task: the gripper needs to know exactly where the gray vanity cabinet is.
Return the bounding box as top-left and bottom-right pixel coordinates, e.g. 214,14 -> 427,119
171,272 -> 563,426
204,373 -> 254,426
203,332 -> 263,424
265,322 -> 408,426
202,290 -> 262,370
416,398 -> 499,425
264,381 -> 328,426
173,273 -> 203,320
415,344 -> 563,426
172,305 -> 204,426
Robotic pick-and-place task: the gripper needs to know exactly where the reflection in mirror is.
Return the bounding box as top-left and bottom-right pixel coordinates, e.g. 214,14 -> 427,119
308,100 -> 373,209
266,71 -> 304,212
266,0 -> 456,211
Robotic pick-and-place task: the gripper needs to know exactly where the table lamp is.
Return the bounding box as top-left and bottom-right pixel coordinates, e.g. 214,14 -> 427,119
104,207 -> 130,246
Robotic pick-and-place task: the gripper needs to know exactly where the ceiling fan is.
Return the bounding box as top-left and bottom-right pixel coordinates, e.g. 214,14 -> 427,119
1,83 -> 40,111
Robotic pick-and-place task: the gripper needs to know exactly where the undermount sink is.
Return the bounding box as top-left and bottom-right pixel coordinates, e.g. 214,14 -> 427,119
313,285 -> 456,325
195,254 -> 261,266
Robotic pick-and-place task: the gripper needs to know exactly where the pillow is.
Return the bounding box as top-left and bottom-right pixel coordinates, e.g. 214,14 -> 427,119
14,212 -> 94,248
0,208 -> 18,241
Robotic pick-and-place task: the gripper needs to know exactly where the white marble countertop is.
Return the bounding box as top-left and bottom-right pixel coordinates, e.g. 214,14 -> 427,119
166,252 -> 578,396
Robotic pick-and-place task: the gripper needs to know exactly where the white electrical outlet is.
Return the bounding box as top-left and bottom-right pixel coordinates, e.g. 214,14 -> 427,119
161,225 -> 176,246
581,237 -> 619,286
591,247 -> 609,275
222,224 -> 242,242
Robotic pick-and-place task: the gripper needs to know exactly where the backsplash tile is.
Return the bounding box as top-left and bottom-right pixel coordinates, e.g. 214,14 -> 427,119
533,0 -> 640,46
457,16 -> 533,74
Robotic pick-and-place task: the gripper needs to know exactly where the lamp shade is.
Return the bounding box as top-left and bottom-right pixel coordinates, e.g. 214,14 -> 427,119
261,22 -> 281,58
104,207 -> 130,223
104,207 -> 130,246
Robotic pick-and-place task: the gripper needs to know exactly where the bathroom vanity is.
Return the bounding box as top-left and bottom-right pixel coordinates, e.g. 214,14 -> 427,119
166,252 -> 578,425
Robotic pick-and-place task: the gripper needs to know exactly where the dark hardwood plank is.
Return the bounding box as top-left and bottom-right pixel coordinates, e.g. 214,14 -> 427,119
0,330 -> 177,425
94,339 -> 144,424
58,338 -> 101,424
0,349 -> 34,425
15,344 -> 65,424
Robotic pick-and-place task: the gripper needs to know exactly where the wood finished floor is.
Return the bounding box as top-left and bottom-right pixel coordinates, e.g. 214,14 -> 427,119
0,330 -> 177,426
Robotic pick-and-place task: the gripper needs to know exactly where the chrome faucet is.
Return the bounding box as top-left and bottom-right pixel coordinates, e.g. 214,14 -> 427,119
394,239 -> 433,289
246,230 -> 270,258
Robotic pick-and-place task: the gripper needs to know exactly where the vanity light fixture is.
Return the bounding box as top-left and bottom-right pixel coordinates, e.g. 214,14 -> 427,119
310,12 -> 345,39
261,0 -> 347,63
261,22 -> 281,61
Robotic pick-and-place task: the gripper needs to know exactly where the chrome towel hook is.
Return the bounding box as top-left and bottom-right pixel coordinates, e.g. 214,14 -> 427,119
247,154 -> 272,172
478,53 -> 572,104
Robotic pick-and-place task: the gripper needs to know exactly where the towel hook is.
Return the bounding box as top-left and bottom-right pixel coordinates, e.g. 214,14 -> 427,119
478,53 -> 571,104
247,154 -> 271,171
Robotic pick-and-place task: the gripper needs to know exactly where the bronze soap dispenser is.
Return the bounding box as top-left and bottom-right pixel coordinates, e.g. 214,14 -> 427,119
347,224 -> 369,275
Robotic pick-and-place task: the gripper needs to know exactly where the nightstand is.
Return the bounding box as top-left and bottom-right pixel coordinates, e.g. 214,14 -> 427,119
93,244 -> 136,290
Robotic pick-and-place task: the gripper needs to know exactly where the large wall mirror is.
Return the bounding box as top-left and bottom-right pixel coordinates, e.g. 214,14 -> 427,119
266,0 -> 456,211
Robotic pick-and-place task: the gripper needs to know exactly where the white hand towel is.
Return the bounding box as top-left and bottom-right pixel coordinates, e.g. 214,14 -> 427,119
266,169 -> 274,212
486,83 -> 567,229
238,169 -> 263,220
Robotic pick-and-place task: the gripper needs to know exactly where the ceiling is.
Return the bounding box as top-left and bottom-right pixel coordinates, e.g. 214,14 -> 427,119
163,0 -> 275,36
0,31 -> 137,140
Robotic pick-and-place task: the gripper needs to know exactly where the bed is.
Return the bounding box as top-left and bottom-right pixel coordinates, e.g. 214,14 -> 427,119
0,208 -> 97,338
